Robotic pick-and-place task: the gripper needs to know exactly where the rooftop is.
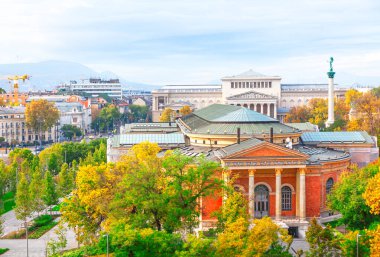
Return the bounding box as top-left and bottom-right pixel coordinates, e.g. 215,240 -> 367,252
178,104 -> 299,135
295,145 -> 350,164
223,69 -> 280,79
285,122 -> 318,132
110,133 -> 185,147
0,106 -> 25,114
123,122 -> 179,133
301,131 -> 375,145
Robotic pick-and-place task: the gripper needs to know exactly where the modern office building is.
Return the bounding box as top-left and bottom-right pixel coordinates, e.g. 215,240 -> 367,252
58,78 -> 122,99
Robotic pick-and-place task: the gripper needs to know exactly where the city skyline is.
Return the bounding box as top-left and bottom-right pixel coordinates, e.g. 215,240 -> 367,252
1,0 -> 380,85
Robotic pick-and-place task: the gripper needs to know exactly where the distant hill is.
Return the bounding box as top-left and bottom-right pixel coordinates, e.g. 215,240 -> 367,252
0,60 -> 159,92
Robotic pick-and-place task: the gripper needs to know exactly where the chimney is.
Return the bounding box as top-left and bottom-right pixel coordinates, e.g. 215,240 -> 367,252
270,127 -> 273,143
237,127 -> 241,144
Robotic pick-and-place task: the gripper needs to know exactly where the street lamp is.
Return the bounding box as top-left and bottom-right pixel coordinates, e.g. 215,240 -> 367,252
357,233 -> 362,257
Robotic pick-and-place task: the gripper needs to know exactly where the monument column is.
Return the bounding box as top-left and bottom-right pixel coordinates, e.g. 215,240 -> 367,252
248,169 -> 255,219
275,168 -> 283,221
299,168 -> 306,220
326,57 -> 336,127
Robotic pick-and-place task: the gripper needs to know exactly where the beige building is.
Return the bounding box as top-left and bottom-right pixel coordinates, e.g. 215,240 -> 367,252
152,70 -> 349,122
0,107 -> 58,144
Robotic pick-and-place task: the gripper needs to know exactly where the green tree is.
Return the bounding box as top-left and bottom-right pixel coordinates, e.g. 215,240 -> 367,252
25,99 -> 60,146
61,124 -> 82,140
58,163 -> 72,197
42,171 -> 59,210
92,104 -> 120,133
127,104 -> 149,122
328,162 -> 380,230
29,171 -> 45,215
305,218 -> 341,257
46,222 -> 68,257
48,153 -> 59,175
15,173 -> 32,221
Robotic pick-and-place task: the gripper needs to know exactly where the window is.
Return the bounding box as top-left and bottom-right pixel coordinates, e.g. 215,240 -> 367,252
231,82 -> 234,88
250,82 -> 253,88
239,82 -> 242,88
265,82 -> 268,88
203,140 -> 205,144
214,141 -> 218,145
254,82 -> 257,88
195,140 -> 197,143
261,82 -> 264,87
281,186 -> 292,210
269,82 -> 272,88
326,178 -> 334,194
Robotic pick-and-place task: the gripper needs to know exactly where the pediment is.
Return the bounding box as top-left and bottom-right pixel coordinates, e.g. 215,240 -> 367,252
226,90 -> 277,100
222,142 -> 309,160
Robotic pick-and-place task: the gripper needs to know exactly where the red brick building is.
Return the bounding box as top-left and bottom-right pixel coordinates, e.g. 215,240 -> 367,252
176,104 -> 375,237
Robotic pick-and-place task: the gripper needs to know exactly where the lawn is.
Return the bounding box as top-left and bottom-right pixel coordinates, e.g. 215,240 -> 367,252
0,248 -> 9,255
0,192 -> 15,214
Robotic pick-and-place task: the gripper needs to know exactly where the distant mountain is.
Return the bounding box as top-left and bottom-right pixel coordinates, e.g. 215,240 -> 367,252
0,60 -> 159,92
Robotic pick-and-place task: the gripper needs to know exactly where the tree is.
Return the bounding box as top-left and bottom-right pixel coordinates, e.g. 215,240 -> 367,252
15,173 -> 32,221
25,99 -> 59,146
179,106 -> 192,116
159,108 -> 174,122
127,105 -> 149,122
58,163 -> 72,197
46,222 -> 68,256
328,162 -> 380,230
363,168 -> 380,257
42,170 -> 59,210
112,144 -> 223,233
61,124 -> 82,140
215,217 -> 292,257
214,189 -> 249,232
305,218 -> 341,257
29,171 -> 45,215
355,92 -> 380,135
284,105 -> 310,123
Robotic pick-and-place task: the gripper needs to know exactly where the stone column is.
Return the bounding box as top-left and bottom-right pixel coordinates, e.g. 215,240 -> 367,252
274,104 -> 277,119
299,168 -> 306,220
275,168 -> 282,220
326,66 -> 336,127
248,169 -> 255,219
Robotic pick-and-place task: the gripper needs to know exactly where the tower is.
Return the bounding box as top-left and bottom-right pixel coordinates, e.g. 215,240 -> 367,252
326,57 -> 335,127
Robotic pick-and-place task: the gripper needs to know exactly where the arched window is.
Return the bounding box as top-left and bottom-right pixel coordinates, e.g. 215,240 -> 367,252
281,186 -> 292,210
326,178 -> 334,194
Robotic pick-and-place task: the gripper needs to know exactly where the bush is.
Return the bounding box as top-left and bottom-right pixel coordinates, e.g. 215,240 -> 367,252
29,221 -> 58,239
33,215 -> 53,227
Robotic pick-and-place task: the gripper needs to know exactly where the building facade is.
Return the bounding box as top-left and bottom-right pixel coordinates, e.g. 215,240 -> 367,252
58,78 -> 122,99
152,70 -> 349,122
109,103 -> 378,237
0,107 -> 58,144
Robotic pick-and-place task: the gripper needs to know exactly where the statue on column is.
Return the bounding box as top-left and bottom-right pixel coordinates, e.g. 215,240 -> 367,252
329,57 -> 334,72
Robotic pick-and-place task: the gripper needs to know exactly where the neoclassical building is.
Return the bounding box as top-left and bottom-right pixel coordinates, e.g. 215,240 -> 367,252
108,104 -> 377,237
174,104 -> 376,237
152,70 -> 348,122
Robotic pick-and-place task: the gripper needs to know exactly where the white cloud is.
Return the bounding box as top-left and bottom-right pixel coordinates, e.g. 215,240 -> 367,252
0,0 -> 379,84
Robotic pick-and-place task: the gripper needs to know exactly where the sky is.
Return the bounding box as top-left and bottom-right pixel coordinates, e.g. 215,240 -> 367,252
1,0 -> 380,85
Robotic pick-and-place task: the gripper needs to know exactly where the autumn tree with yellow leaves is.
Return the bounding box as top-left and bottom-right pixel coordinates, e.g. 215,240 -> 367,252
179,105 -> 192,116
25,99 -> 59,146
363,169 -> 380,257
159,108 -> 174,122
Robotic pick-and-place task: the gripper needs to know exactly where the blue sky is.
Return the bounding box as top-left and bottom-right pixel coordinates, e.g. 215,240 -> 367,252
1,0 -> 380,85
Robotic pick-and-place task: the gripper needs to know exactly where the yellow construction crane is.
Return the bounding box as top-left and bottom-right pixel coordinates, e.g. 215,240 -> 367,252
0,74 -> 29,104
